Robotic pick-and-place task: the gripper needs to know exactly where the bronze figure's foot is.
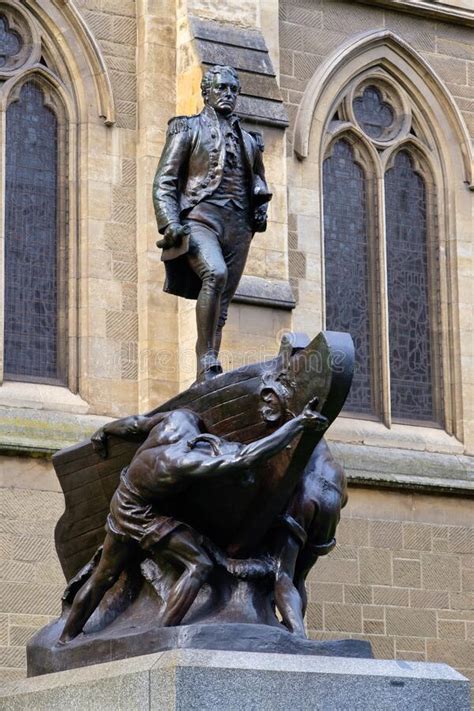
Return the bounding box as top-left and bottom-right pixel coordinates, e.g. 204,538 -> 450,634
196,353 -> 223,383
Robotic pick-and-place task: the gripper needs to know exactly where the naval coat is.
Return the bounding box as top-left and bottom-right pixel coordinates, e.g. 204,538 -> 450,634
152,104 -> 272,299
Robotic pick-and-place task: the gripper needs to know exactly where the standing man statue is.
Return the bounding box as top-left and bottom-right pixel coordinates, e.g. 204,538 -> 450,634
153,65 -> 272,382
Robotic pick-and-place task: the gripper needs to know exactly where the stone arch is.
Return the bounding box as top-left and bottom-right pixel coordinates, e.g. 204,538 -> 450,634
290,29 -> 471,439
19,0 -> 115,125
323,124 -> 382,180
1,64 -> 75,122
294,29 -> 472,188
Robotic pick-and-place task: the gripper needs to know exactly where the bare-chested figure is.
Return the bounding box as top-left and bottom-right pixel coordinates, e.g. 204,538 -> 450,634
59,401 -> 327,644
273,439 -> 347,637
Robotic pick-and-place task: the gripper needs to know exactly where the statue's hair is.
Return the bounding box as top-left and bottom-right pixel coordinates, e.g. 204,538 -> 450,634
201,65 -> 240,98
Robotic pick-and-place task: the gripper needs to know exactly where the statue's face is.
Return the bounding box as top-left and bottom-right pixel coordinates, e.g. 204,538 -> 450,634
205,70 -> 239,115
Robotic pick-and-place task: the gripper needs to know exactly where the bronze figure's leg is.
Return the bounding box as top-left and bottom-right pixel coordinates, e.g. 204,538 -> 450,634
275,441 -> 346,632
59,533 -> 134,644
214,211 -> 253,356
274,534 -> 306,637
185,220 -> 227,380
158,528 -> 213,627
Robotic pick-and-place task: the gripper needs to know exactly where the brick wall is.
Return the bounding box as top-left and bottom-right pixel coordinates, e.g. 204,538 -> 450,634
0,460 -> 64,681
0,477 -> 471,683
306,487 -> 473,687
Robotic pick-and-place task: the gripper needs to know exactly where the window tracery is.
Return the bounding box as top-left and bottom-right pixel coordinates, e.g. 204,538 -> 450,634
323,71 -> 443,426
0,15 -> 22,68
0,4 -> 39,76
353,85 -> 394,140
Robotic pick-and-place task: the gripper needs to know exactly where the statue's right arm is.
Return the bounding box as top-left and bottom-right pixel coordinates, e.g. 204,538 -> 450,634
175,402 -> 328,480
173,419 -> 303,481
152,117 -> 193,234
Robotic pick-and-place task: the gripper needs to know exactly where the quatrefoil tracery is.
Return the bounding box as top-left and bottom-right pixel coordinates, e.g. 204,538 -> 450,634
0,14 -> 22,68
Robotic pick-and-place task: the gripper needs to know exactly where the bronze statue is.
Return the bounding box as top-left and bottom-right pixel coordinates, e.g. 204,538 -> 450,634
27,330 -> 372,676
25,65 -> 367,675
153,65 -> 272,382
58,400 -> 328,644
273,439 -> 347,636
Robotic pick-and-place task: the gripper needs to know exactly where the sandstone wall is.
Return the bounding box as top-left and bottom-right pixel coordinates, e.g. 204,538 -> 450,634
0,479 -> 472,685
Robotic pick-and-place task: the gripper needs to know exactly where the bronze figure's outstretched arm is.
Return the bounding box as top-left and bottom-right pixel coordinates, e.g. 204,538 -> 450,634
175,399 -> 328,481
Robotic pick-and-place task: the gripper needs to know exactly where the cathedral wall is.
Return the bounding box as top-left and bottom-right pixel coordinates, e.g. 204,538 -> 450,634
0,0 -> 471,693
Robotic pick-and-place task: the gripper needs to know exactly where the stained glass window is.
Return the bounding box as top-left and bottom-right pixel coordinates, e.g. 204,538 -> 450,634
0,15 -> 22,68
353,86 -> 394,140
323,139 -> 373,414
385,151 -> 435,421
4,81 -> 63,383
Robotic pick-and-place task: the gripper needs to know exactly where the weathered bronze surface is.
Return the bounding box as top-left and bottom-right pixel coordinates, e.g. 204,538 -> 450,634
153,65 -> 272,382
27,331 -> 373,675
27,67 -> 370,675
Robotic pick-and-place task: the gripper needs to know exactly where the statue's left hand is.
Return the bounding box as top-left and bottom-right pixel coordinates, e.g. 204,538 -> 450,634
252,205 -> 268,233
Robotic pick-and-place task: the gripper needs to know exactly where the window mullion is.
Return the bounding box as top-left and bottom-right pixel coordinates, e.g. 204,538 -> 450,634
376,170 -> 391,427
0,107 -> 5,386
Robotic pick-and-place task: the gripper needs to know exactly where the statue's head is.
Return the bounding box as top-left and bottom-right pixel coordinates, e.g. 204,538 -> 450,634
201,65 -> 240,116
259,370 -> 298,426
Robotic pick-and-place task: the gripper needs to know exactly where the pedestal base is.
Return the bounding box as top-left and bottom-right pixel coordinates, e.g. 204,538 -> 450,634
2,649 -> 470,711
27,621 -> 372,676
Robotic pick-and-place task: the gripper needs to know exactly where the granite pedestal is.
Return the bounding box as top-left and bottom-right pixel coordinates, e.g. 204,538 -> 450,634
1,649 -> 470,710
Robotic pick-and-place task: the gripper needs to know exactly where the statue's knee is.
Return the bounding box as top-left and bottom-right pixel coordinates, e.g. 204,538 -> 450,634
319,506 -> 340,537
207,265 -> 227,292
96,569 -> 119,589
189,556 -> 212,583
313,495 -> 342,543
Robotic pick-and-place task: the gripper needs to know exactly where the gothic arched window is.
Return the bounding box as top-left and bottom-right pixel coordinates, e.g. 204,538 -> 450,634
323,139 -> 373,415
5,81 -> 63,382
1,5 -> 69,385
323,77 -> 442,426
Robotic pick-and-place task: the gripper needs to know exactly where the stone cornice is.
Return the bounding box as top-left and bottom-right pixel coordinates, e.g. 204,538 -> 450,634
331,441 -> 474,496
357,0 -> 474,26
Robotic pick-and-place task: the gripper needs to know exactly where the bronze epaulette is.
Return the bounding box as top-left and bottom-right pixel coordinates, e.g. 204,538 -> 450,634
167,116 -> 191,136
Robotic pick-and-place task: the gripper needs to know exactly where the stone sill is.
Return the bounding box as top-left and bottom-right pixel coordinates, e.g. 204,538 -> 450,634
0,406 -> 112,458
357,0 -> 474,25
330,440 -> 473,496
325,418 -> 473,495
0,381 -> 89,414
327,416 -> 465,455
233,275 -> 296,310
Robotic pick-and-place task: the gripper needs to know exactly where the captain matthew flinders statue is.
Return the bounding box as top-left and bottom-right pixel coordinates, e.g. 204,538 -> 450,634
27,65 -> 363,676
153,64 -> 272,382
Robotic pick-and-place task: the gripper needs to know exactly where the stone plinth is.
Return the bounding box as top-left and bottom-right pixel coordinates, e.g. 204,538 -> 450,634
1,649 -> 470,711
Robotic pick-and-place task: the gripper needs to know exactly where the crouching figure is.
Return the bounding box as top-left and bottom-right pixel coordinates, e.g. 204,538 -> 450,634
59,400 -> 328,644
